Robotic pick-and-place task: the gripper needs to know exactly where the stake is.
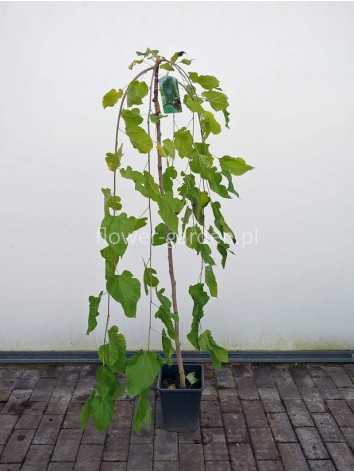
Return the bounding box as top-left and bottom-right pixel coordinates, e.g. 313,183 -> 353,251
153,58 -> 186,389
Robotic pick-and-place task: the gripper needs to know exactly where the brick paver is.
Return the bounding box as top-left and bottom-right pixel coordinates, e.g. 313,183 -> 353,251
278,443 -> 309,470
218,389 -> 241,413
74,444 -> 103,470
257,459 -> 283,470
312,412 -> 345,442
228,443 -> 256,470
179,443 -> 204,471
223,412 -> 249,443
258,388 -> 285,413
313,377 -> 342,400
249,427 -> 279,460
236,377 -> 259,400
3,363 -> 354,469
205,460 -> 231,470
52,429 -> 82,462
296,427 -> 329,460
103,429 -> 130,462
308,459 -> 335,471
267,413 -> 297,442
284,399 -> 314,427
33,415 -> 64,444
326,442 -> 354,470
21,444 -> 53,470
201,401 -> 223,428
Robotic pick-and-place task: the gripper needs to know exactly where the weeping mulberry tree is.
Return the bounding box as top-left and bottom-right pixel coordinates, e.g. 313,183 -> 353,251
81,48 -> 254,432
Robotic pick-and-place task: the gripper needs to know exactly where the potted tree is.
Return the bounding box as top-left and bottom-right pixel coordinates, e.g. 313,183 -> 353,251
81,48 -> 253,433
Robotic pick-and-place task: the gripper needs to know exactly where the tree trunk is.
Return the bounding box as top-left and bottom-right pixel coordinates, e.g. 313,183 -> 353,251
153,59 -> 186,389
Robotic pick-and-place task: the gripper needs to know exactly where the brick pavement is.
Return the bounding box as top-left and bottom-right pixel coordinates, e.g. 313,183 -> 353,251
1,363 -> 354,470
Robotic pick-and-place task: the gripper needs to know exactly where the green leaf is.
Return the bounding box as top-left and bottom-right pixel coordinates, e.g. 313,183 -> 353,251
208,226 -> 233,268
170,51 -> 186,63
126,80 -> 149,107
218,243 -> 228,268
125,125 -> 153,154
181,58 -> 193,65
105,144 -> 123,172
198,329 -> 228,369
185,84 -> 197,96
186,371 -> 198,386
100,246 -> 119,280
181,206 -> 192,234
160,63 -> 174,71
221,169 -> 240,198
178,173 -> 210,225
204,167 -> 230,199
183,94 -> 205,114
107,271 -> 141,318
192,190 -> 210,225
189,72 -> 220,90
96,365 -> 117,398
121,167 -> 160,201
107,326 -> 126,372
201,111 -> 221,138
150,113 -> 168,123
80,391 -> 95,429
185,225 -> 202,252
157,194 -> 184,234
98,326 -> 126,373
152,223 -> 166,246
95,365 -> 125,400
162,138 -> 176,158
162,329 -> 174,366
102,188 -> 122,214
143,267 -> 159,295
155,289 -> 172,319
187,283 -> 210,349
133,389 -> 152,432
101,212 -> 147,257
110,380 -> 126,400
136,48 -> 159,58
174,127 -> 193,158
200,244 -> 216,265
219,156 -> 254,176
91,395 -> 115,432
121,108 -> 143,127
155,289 -> 177,340
102,89 -> 123,109
126,350 -> 164,396
205,265 -> 218,297
162,166 -> 177,194
202,90 -> 229,111
152,224 -> 176,247
211,201 -> 236,243
223,109 -> 230,128
87,292 -> 103,335
190,143 -> 213,176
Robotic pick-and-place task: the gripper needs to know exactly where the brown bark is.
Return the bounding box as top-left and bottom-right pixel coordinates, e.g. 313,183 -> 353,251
153,59 -> 186,389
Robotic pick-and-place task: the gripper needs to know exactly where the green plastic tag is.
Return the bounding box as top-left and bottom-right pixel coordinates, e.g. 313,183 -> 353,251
159,76 -> 182,114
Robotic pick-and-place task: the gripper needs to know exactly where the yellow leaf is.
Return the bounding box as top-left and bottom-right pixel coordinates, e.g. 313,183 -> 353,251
128,59 -> 143,71
157,142 -> 167,157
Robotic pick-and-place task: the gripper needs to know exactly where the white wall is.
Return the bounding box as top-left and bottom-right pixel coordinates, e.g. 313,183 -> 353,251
1,2 -> 354,352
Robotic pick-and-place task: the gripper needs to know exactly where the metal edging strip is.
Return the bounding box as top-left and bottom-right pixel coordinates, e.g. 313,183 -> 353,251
0,350 -> 353,364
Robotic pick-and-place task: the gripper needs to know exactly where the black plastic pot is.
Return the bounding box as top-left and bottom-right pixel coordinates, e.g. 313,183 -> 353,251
157,363 -> 204,432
